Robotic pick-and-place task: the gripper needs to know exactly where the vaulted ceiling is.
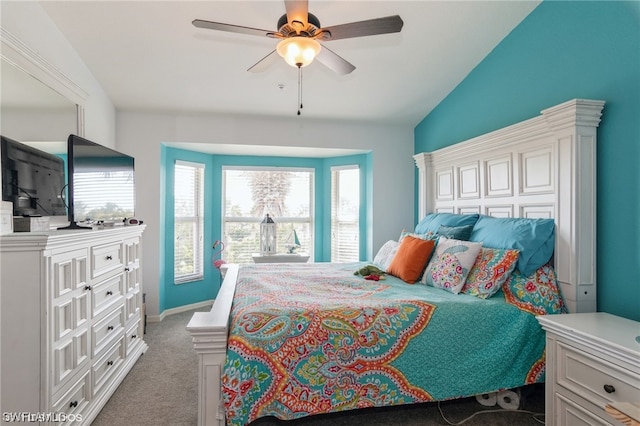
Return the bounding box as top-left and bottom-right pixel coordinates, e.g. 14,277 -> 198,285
39,1 -> 540,127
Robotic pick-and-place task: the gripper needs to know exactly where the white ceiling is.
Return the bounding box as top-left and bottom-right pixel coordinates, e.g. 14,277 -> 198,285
37,1 -> 540,128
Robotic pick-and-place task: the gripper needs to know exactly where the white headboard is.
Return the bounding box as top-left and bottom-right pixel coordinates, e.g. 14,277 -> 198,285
414,99 -> 604,314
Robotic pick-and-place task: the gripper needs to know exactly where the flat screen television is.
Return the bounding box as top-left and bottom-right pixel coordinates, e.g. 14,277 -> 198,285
63,134 -> 135,229
1,135 -> 67,218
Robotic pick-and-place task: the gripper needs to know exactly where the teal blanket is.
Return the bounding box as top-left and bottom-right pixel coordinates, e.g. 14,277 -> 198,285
223,262 -> 545,425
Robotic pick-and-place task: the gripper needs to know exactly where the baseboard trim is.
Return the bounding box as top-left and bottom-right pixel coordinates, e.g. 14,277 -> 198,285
147,299 -> 214,323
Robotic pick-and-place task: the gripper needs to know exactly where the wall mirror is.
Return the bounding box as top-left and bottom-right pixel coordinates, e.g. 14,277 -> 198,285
1,27 -> 86,155
1,27 -> 87,227
1,58 -> 78,154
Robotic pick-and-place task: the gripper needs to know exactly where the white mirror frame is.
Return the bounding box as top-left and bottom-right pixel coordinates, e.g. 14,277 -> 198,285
1,27 -> 87,136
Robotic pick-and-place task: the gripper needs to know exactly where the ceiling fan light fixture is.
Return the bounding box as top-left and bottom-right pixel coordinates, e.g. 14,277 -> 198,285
276,37 -> 321,68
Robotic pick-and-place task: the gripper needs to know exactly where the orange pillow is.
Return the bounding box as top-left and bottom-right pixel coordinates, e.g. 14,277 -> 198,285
386,235 -> 436,284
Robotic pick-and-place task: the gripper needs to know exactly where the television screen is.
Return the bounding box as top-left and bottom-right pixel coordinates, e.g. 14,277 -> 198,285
67,134 -> 135,226
1,135 -> 67,217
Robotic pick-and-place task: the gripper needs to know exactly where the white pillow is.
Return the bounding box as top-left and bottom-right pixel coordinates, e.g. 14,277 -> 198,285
373,240 -> 400,271
422,237 -> 483,293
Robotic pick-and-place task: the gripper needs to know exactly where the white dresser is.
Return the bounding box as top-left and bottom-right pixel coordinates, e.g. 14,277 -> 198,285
0,225 -> 147,425
537,313 -> 640,426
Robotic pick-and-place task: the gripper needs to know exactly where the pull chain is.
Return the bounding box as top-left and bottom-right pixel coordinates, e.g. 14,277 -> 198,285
297,64 -> 303,116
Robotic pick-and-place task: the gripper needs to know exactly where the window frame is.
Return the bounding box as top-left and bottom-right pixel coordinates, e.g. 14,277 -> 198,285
174,159 -> 205,284
222,165 -> 315,263
330,164 -> 361,262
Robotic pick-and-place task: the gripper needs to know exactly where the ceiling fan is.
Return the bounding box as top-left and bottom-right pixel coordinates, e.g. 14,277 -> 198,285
192,0 -> 404,75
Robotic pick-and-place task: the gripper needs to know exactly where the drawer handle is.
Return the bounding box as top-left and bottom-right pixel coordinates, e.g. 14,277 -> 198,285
69,400 -> 78,408
106,255 -> 113,260
131,334 -> 137,339
124,267 -> 130,272
106,290 -> 113,296
604,384 -> 616,394
84,285 -> 92,291
107,325 -> 114,331
107,360 -> 114,366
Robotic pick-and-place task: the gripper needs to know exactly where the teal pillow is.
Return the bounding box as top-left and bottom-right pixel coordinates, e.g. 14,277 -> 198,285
469,215 -> 555,277
437,224 -> 473,241
414,213 -> 479,235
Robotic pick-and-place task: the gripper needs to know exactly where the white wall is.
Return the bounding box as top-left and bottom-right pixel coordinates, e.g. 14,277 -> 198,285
1,1 -> 116,145
117,111 -> 416,316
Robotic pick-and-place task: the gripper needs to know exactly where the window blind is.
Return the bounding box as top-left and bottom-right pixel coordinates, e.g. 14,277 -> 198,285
223,167 -> 313,263
331,166 -> 360,262
174,160 -> 204,284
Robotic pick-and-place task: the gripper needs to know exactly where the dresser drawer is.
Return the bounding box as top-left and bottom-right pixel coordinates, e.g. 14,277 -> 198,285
92,335 -> 125,397
557,341 -> 640,408
555,393 -> 614,426
91,242 -> 123,280
125,318 -> 142,357
52,369 -> 91,425
91,274 -> 124,318
92,305 -> 125,358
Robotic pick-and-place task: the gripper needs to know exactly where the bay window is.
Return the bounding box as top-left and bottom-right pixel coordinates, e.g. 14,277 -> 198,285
222,167 -> 314,263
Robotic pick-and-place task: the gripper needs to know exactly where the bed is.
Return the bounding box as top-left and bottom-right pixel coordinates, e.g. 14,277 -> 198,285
188,99 -> 605,426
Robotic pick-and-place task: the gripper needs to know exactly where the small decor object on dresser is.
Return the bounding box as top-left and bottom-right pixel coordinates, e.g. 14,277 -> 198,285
12,216 -> 50,232
0,201 -> 13,234
537,313 -> 640,426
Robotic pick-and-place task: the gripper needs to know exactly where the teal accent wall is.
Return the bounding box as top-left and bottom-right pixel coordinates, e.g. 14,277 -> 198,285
160,147 -> 369,312
161,146 -> 217,311
414,1 -> 640,321
158,146 -> 167,313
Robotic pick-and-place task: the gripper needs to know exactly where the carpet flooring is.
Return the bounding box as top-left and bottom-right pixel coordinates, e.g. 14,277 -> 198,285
92,306 -> 546,425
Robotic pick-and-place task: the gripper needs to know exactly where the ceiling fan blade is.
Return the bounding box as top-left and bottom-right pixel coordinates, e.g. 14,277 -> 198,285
316,45 -> 356,75
192,19 -> 276,38
247,50 -> 279,73
320,15 -> 403,41
284,0 -> 309,27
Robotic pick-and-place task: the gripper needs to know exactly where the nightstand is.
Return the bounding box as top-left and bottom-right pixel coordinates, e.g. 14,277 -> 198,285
252,253 -> 310,263
537,313 -> 640,426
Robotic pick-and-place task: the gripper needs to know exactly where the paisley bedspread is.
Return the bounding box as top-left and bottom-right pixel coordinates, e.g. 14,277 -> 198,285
222,262 -> 545,426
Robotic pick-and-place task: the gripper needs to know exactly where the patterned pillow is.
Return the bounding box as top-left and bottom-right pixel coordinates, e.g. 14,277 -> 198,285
501,263 -> 566,315
462,248 -> 520,299
373,240 -> 400,270
422,237 -> 483,293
